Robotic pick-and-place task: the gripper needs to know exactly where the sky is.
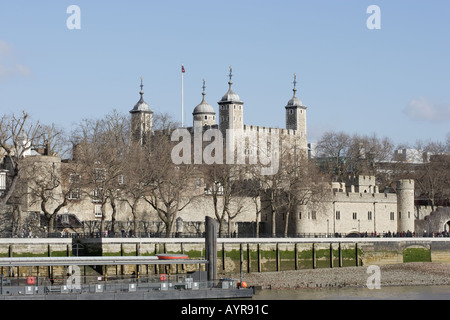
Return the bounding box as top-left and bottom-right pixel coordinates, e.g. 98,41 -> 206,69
0,0 -> 449,146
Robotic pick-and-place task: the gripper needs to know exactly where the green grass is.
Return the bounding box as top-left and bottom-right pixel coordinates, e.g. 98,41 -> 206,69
403,248 -> 431,262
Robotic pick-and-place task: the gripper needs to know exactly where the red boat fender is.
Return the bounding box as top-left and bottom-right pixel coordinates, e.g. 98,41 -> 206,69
156,254 -> 189,260
160,274 -> 167,281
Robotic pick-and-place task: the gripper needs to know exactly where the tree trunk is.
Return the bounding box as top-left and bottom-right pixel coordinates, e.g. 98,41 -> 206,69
110,198 -> 117,235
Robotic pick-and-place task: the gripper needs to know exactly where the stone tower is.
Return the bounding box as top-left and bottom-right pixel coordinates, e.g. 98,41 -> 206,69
285,74 -> 307,144
218,66 -> 244,137
129,77 -> 153,145
396,179 -> 415,232
193,79 -> 216,128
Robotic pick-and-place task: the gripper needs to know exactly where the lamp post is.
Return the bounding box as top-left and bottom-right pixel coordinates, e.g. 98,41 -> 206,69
327,219 -> 329,238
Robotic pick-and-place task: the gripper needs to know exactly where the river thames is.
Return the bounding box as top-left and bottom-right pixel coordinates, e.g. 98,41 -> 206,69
252,285 -> 450,300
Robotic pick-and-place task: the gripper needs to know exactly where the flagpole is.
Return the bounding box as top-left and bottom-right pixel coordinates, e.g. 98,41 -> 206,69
181,64 -> 184,128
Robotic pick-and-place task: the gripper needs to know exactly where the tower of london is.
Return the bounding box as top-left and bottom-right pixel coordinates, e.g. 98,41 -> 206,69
2,66 -> 443,237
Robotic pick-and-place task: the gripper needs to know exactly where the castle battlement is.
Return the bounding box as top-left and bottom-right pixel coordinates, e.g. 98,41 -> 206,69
396,179 -> 414,190
332,190 -> 398,203
243,125 -> 298,136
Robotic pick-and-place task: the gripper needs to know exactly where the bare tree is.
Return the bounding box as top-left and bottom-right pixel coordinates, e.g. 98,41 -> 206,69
142,133 -> 197,237
316,131 -> 395,188
121,143 -> 150,235
71,110 -> 129,234
0,112 -> 43,207
281,152 -> 330,237
412,140 -> 450,209
315,131 -> 351,181
25,158 -> 77,233
202,162 -> 249,237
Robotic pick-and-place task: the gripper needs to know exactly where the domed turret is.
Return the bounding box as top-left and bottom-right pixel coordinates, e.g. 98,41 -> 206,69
286,73 -> 304,108
130,78 -> 152,114
218,66 -> 244,134
193,79 -> 216,127
285,73 -> 307,136
220,66 -> 242,103
130,77 -> 153,145
287,90 -> 303,107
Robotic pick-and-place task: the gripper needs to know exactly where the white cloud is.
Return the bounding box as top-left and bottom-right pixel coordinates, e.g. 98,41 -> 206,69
403,96 -> 450,123
0,40 -> 13,56
0,40 -> 32,81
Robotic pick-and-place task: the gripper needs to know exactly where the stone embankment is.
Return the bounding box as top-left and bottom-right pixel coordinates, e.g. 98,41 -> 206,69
223,262 -> 450,290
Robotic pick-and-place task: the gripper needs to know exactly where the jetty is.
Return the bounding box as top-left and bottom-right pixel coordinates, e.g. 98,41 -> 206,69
0,217 -> 254,300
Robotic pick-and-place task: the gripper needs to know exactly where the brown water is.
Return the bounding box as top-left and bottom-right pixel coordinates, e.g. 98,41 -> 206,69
252,285 -> 450,300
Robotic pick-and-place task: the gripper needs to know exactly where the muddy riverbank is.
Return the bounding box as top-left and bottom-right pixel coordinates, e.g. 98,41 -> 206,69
222,262 -> 450,290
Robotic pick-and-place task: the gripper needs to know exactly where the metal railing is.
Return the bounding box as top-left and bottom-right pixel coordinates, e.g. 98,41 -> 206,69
0,274 -> 237,296
3,230 -> 449,239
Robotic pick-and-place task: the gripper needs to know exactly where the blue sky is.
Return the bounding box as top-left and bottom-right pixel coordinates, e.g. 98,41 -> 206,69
0,0 -> 449,146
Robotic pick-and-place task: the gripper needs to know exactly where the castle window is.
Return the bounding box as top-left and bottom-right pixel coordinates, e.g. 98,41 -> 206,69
352,212 -> 357,220
289,110 -> 293,115
368,211 -> 372,220
205,116 -> 208,120
69,188 -> 81,200
0,171 -> 7,192
61,214 -> 69,225
298,212 -> 302,219
398,211 -> 402,219
390,212 -> 395,220
336,211 -> 340,220
94,204 -> 102,218
408,211 -> 411,219
93,188 -> 103,203
311,211 -> 316,220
